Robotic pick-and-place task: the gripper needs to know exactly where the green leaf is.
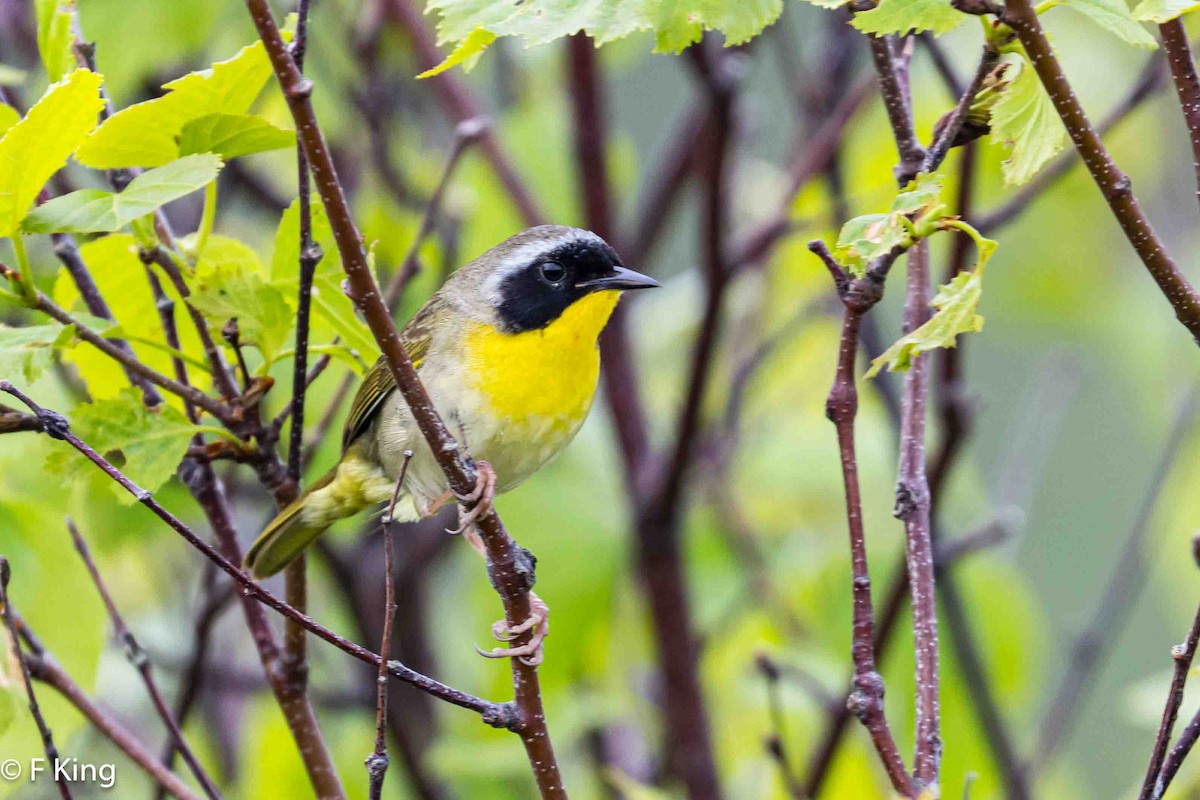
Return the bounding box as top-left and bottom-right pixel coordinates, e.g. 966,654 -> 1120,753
419,27 -> 498,78
422,0 -> 784,74
177,113 -> 295,160
76,34 -> 291,169
833,174 -> 946,276
866,229 -> 998,377
0,104 -> 17,138
988,54 -> 1067,186
188,236 -> 295,367
0,69 -> 104,236
1062,0 -> 1159,48
0,323 -> 74,383
853,0 -> 966,36
45,388 -> 197,503
23,154 -> 223,234
1131,0 -> 1200,20
272,195 -> 379,363
35,0 -> 76,83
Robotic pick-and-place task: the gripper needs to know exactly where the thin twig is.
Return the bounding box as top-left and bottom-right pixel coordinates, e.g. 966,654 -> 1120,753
0,560 -> 72,800
241,4 -> 566,796
65,519 -> 221,800
1139,591 -> 1200,799
1005,0 -> 1200,342
1159,18 -> 1200,217
0,383 -> 513,725
367,451 -> 413,798
811,240 -> 911,796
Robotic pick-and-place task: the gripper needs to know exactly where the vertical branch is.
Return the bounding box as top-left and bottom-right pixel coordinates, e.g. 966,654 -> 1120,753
895,240 -> 940,787
367,452 -> 412,798
1004,0 -> 1200,341
241,5 -> 567,796
867,36 -> 925,182
1139,591 -> 1200,800
0,559 -> 72,800
65,519 -> 220,800
282,0 -> 321,725
1159,17 -> 1200,215
810,241 -> 912,797
565,33 -> 652,486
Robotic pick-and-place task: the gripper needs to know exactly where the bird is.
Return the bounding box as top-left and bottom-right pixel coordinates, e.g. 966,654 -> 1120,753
244,225 -> 658,658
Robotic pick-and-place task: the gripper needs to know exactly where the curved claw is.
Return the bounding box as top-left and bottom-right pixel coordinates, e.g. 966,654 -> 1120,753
446,462 -> 497,536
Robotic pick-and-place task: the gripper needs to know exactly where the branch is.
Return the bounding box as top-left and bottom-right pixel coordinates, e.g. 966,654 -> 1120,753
1140,584 -> 1200,799
1005,0 -> 1200,342
1159,17 -> 1200,216
0,264 -> 233,423
895,239 -> 940,787
810,241 -> 912,796
0,560 -> 73,800
233,7 -> 570,795
65,519 -> 220,800
0,383 -> 513,724
868,35 -> 925,182
378,0 -> 544,226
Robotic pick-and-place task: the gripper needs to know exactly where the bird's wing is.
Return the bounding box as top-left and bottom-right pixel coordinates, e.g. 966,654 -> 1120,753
341,300 -> 439,452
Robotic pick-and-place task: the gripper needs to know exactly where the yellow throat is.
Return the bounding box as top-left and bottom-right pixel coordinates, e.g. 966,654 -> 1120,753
463,289 -> 621,423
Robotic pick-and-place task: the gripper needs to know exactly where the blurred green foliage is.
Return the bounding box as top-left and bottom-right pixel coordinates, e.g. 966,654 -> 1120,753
0,1 -> 1197,799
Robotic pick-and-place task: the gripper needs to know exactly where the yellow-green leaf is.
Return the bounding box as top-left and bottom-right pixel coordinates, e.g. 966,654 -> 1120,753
23,154 -> 223,234
76,34 -> 291,169
35,0 -> 76,83
0,104 -> 17,139
853,0 -> 966,36
988,55 -> 1067,186
1062,0 -> 1159,48
45,387 -> 197,503
1131,0 -> 1200,20
866,234 -> 998,377
177,114 -> 295,160
0,69 -> 104,235
419,27 -> 497,78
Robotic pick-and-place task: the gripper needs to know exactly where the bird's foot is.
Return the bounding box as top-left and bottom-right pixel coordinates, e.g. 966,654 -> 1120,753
476,592 -> 549,666
446,461 -> 496,536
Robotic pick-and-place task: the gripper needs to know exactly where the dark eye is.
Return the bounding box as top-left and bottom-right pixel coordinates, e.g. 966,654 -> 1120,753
538,261 -> 566,286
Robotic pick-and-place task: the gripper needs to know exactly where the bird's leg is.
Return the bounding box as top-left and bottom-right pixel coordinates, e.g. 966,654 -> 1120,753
446,460 -> 496,535
452,462 -> 550,666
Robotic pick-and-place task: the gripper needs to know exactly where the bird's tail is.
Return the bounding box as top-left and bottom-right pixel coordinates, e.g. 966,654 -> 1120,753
244,467 -> 341,579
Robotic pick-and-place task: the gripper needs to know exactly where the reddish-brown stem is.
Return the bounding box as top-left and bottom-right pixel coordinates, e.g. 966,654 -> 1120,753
240,4 -> 565,795
0,561 -> 73,800
1160,18 -> 1200,216
65,519 -> 220,800
378,0 -> 544,226
815,251 -> 912,796
1139,594 -> 1200,800
1005,0 -> 1200,342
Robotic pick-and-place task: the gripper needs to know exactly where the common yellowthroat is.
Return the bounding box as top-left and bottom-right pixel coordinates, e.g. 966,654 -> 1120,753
245,225 -> 658,579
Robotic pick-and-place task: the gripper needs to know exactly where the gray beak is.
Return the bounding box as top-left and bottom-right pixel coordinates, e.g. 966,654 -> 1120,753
577,266 -> 660,291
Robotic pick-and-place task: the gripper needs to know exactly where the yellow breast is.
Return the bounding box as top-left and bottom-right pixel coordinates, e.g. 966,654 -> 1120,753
462,290 -> 619,426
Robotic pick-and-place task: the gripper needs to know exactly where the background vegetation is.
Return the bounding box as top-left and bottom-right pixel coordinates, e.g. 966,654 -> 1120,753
0,0 -> 1199,798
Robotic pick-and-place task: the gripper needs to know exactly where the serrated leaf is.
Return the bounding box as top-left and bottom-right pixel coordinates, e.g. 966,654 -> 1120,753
423,0 -> 784,75
188,237 -> 294,367
989,55 -> 1067,186
0,69 -> 104,235
35,0 -> 76,83
1131,0 -> 1200,20
853,0 -> 966,36
23,155 -> 222,234
833,175 -> 946,276
866,234 -> 998,377
177,113 -> 295,160
0,104 -> 17,138
45,388 -> 196,503
1062,0 -> 1158,48
76,33 -> 291,169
